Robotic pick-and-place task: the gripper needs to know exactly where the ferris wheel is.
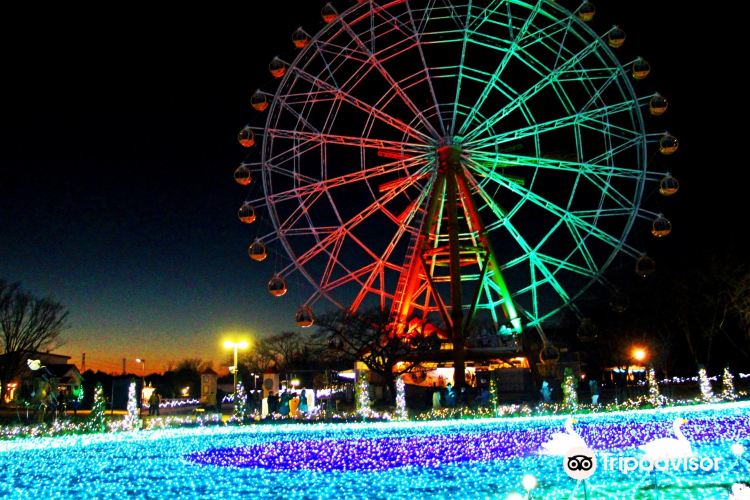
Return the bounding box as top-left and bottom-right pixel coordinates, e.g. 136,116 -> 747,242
234,0 -> 678,343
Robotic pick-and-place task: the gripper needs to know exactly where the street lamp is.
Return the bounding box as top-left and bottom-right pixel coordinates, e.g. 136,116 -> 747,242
224,340 -> 249,393
631,347 -> 647,363
135,358 -> 146,411
250,372 -> 260,390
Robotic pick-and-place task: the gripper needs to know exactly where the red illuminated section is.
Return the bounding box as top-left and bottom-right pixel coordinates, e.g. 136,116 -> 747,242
389,144 -> 520,339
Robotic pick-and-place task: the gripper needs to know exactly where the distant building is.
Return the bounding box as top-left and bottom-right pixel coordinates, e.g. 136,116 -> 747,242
0,351 -> 83,404
200,368 -> 217,405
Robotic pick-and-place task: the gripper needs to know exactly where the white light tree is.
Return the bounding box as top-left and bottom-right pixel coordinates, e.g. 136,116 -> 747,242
123,381 -> 141,431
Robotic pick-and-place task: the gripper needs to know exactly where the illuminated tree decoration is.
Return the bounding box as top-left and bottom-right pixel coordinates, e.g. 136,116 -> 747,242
562,368 -> 578,409
395,377 -> 407,420
489,375 -> 498,414
233,381 -> 248,423
647,367 -> 663,407
123,381 -> 141,431
722,367 -> 738,400
357,377 -> 371,417
86,382 -> 106,433
699,367 -> 715,402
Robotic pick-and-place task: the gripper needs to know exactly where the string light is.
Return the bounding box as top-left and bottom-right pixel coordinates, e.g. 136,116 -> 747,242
86,382 -> 106,433
231,382 -> 248,423
1,401 -> 748,498
647,368 -> 666,407
562,368 -> 578,409
722,368 -> 738,401
490,375 -> 499,414
395,377 -> 407,420
699,367 -> 716,402
357,377 -> 372,417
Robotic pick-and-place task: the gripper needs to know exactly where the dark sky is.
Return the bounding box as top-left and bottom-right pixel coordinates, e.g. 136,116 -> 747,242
0,1 -> 742,373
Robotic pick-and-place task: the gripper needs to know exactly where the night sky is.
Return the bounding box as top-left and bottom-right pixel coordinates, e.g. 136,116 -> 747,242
0,1 -> 742,374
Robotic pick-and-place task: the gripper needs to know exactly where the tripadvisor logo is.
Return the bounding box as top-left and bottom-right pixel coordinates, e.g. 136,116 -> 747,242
563,447 -> 597,480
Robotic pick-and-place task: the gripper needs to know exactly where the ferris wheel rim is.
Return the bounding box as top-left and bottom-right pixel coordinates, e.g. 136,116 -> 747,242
251,0 -> 664,330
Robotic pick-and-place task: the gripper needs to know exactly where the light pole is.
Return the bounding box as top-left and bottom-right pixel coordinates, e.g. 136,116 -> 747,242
135,358 -> 146,379
629,346 -> 648,398
224,340 -> 249,393
135,358 -> 146,412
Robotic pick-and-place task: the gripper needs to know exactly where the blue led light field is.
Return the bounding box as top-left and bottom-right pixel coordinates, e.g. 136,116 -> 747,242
2,401 -> 749,499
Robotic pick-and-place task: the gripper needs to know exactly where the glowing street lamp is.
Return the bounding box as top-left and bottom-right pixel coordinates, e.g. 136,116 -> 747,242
224,340 -> 249,393
134,358 -> 147,410
631,347 -> 647,363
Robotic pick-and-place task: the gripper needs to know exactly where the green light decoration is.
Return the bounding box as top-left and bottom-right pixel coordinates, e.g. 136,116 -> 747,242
562,367 -> 578,409
722,367 -> 738,400
490,375 -> 499,415
647,368 -> 663,407
86,382 -> 106,433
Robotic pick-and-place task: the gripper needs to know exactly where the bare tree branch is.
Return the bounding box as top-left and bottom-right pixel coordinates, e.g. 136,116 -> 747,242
0,281 -> 70,402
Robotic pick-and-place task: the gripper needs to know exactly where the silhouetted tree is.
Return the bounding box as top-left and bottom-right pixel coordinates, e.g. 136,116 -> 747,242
246,331 -> 326,373
313,309 -> 440,400
0,281 -> 69,402
157,358 -> 212,398
585,249 -> 750,375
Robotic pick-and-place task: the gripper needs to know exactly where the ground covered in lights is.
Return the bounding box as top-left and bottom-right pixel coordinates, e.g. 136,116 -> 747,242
2,402 -> 750,499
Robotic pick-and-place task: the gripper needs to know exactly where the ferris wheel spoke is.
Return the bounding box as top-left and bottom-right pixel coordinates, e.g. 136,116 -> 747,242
467,151 -> 645,181
267,155 -> 428,204
319,204 -> 412,297
403,1 -> 447,136
449,0 -> 473,135
336,10 -> 442,138
571,69 -> 623,114
463,168 -> 575,317
466,0 -> 504,31
561,219 -> 599,276
464,98 -> 640,148
468,158 -> 635,254
469,151 -> 642,212
458,0 -> 544,136
276,191 -> 326,235
463,38 -> 602,143
274,94 -> 321,134
289,64 -> 431,143
321,262 -> 377,294
349,181 -> 432,312
319,230 -> 349,293
266,128 -> 426,153
289,164 -> 432,270
264,140 -> 322,181
572,208 -> 644,220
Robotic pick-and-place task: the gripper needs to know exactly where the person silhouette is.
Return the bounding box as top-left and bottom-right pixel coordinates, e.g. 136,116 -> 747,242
445,383 -> 456,407
589,378 -> 600,405
541,380 -> 552,403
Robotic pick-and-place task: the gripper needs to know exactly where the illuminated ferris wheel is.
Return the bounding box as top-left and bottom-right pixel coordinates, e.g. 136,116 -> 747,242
234,0 -> 678,345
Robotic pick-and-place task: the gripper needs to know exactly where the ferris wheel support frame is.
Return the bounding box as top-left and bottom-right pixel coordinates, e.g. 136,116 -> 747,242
390,143 -> 523,389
